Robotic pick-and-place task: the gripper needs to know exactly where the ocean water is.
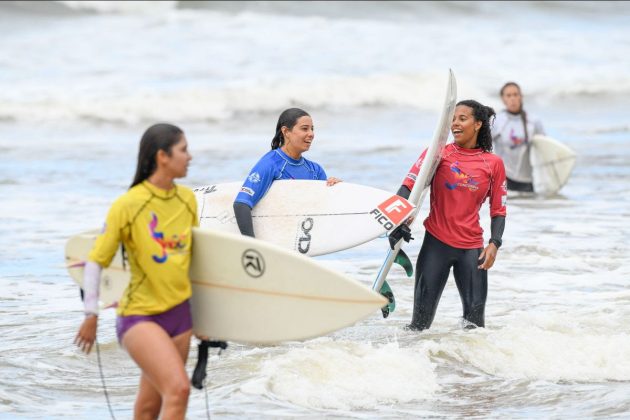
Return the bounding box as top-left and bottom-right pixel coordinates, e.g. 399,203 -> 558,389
1,1 -> 630,418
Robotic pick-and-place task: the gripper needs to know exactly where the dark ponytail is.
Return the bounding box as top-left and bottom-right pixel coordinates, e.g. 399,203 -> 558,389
270,108 -> 310,150
500,81 -> 528,143
520,110 -> 529,144
130,123 -> 184,188
456,100 -> 496,152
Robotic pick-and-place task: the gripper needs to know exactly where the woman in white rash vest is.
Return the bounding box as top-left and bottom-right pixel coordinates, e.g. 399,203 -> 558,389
491,82 -> 545,193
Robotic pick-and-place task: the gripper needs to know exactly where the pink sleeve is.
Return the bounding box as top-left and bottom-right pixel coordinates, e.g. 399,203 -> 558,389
402,149 -> 428,191
490,157 -> 507,217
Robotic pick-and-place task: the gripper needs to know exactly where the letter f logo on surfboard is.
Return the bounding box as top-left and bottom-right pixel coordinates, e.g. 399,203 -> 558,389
370,195 -> 414,231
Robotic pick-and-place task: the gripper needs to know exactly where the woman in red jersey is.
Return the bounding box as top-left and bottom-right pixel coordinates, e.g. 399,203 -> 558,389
393,100 -> 507,330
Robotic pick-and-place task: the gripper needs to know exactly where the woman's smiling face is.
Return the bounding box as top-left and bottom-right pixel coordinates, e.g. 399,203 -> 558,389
451,105 -> 481,148
282,115 -> 314,154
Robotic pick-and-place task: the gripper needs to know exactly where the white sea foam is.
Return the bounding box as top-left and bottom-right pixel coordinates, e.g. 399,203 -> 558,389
3,68 -> 628,125
431,315 -> 630,382
0,73 -> 482,125
2,2 -> 629,125
240,339 -> 439,410
56,1 -> 177,14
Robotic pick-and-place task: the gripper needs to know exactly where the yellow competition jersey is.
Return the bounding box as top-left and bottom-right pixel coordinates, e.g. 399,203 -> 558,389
89,181 -> 198,316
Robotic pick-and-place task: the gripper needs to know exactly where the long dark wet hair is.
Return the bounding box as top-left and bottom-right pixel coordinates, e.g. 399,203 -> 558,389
456,100 -> 496,152
270,108 -> 310,150
130,123 -> 184,188
500,81 -> 529,143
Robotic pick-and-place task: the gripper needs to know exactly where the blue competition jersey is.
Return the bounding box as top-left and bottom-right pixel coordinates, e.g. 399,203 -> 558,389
235,148 -> 327,208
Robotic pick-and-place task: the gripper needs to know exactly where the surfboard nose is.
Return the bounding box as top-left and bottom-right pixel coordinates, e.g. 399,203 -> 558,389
189,228 -> 387,344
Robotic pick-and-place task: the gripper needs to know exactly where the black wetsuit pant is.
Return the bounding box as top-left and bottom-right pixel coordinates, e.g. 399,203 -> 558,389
409,231 -> 487,330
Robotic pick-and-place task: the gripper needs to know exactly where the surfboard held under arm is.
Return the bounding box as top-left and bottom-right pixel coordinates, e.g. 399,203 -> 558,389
194,180 -> 415,256
65,228 -> 387,344
373,69 -> 458,317
530,134 -> 576,196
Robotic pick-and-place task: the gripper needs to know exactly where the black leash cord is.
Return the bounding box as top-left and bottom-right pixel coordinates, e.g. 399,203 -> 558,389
95,337 -> 116,420
191,340 -> 228,419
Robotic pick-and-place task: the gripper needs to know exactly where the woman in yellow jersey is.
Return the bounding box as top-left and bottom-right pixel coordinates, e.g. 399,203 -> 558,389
74,123 -> 197,419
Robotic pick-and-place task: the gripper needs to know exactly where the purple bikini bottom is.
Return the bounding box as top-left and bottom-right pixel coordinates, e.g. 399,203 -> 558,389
116,299 -> 192,344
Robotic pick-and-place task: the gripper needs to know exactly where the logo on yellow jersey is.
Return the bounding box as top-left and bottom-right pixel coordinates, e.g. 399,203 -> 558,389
149,213 -> 187,263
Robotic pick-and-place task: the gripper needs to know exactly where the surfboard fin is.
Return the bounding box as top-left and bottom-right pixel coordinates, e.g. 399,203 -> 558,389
379,250 -> 411,318
394,249 -> 414,277
379,280 -> 396,318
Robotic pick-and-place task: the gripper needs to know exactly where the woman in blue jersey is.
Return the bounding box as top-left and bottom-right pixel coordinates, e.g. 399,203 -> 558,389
74,123 -> 197,419
233,108 -> 341,237
492,82 -> 545,193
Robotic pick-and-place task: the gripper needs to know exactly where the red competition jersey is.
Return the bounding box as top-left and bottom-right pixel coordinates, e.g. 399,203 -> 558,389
403,143 -> 507,249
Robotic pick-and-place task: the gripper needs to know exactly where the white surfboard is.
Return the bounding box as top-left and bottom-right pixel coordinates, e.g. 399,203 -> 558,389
66,230 -> 126,307
530,134 -> 576,196
65,228 -> 387,344
372,69 -> 458,300
194,180 -> 414,256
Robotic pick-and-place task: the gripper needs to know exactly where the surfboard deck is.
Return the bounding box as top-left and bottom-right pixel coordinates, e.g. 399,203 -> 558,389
65,228 -> 387,344
530,134 -> 576,196
66,230 -> 126,308
194,180 -> 414,256
372,69 -> 458,316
